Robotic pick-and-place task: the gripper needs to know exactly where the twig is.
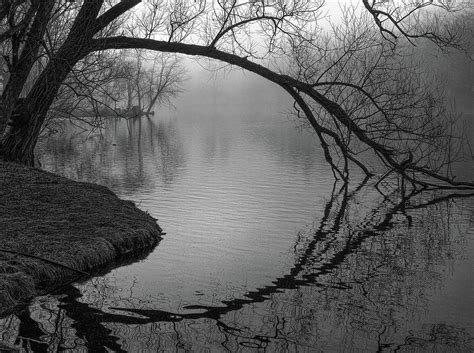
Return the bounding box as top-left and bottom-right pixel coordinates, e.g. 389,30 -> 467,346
0,249 -> 90,276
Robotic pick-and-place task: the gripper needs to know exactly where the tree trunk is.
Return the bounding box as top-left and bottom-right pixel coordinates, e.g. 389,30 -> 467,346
0,0 -> 54,135
146,88 -> 162,115
1,55 -> 81,165
1,84 -> 60,165
0,111 -> 42,166
1,1 -> 103,164
126,81 -> 133,110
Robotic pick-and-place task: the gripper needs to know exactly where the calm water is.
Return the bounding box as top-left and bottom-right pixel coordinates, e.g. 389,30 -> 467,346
1,70 -> 473,352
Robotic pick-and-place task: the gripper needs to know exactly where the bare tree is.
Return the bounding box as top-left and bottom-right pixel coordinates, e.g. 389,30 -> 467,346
121,50 -> 185,115
282,4 -> 473,189
0,0 -> 472,190
43,50 -> 129,136
141,53 -> 185,115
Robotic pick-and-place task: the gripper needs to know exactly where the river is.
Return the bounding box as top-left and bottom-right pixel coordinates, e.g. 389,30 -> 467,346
1,68 -> 473,352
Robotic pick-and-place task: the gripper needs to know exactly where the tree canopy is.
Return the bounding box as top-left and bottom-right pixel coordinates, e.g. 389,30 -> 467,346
0,0 -> 472,190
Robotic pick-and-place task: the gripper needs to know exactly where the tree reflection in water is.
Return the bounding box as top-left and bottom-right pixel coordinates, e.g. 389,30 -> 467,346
36,117 -> 186,194
1,184 -> 472,352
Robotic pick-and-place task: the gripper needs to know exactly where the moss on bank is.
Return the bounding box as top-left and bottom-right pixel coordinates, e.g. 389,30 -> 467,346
0,161 -> 162,316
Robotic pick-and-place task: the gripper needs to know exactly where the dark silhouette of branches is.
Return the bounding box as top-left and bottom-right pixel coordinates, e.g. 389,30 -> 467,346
0,1 -> 472,190
11,181 -> 472,351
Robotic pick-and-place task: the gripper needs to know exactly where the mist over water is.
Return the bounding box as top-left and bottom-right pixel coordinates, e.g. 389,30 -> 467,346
1,62 -> 473,351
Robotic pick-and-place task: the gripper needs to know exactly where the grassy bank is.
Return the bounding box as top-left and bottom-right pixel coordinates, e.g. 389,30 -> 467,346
0,161 -> 162,317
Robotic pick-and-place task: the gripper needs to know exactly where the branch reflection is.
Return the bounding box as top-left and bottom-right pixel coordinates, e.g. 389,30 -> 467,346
37,117 -> 186,192
1,185 -> 472,352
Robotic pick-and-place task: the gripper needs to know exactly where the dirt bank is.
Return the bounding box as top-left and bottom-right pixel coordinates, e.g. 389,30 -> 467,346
0,161 -> 162,316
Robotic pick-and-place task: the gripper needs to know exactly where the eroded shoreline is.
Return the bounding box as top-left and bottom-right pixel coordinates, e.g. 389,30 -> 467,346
0,161 -> 162,316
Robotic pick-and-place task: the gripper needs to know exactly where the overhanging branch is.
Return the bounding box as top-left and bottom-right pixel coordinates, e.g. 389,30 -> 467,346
69,36 -> 474,189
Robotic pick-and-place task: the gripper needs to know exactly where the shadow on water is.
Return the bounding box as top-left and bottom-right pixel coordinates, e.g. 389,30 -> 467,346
2,244 -> 160,352
2,183 -> 472,352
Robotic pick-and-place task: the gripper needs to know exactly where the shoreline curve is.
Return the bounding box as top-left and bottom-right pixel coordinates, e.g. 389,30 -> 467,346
0,161 -> 163,317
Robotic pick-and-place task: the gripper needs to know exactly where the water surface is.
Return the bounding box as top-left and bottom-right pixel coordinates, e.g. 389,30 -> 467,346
1,70 -> 473,352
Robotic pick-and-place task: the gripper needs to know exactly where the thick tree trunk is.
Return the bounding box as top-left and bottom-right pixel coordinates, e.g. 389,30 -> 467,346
1,1 -> 103,164
1,75 -> 60,165
0,0 -> 54,135
0,54 -> 81,165
0,111 -> 42,166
